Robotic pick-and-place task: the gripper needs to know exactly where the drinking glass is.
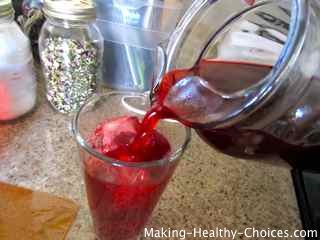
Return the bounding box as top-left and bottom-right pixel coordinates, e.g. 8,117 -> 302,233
72,92 -> 191,240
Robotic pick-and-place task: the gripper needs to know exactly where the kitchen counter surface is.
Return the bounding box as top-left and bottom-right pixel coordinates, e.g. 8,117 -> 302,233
0,81 -> 302,240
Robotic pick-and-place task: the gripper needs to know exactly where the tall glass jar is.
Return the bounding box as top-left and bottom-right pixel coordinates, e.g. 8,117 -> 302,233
39,0 -> 103,114
0,0 -> 37,121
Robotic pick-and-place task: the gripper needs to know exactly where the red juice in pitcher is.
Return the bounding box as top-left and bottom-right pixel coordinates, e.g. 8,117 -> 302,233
150,59 -> 320,170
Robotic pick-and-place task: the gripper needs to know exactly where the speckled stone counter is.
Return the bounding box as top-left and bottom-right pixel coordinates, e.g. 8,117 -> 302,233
0,80 -> 302,240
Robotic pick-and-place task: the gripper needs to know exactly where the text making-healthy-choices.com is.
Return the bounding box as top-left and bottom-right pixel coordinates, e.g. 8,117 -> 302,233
144,227 -> 318,239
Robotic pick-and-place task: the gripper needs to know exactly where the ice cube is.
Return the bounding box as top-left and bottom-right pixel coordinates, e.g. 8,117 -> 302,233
164,76 -> 224,124
101,116 -> 140,152
88,115 -> 171,163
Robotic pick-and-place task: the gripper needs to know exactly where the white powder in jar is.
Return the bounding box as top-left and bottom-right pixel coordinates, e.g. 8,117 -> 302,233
0,20 -> 37,121
0,62 -> 37,120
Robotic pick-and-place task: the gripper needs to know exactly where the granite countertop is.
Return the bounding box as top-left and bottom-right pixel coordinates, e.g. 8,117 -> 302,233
0,80 -> 302,240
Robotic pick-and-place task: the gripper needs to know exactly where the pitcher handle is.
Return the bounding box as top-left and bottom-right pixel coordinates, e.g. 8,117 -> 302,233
150,45 -> 167,103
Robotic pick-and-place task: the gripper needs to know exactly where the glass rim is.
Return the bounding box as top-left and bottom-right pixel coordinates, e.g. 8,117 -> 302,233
72,91 -> 192,168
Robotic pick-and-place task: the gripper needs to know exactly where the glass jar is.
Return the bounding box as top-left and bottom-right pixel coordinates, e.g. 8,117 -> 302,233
39,0 -> 103,114
152,0 -> 320,170
0,0 -> 37,121
17,0 -> 45,61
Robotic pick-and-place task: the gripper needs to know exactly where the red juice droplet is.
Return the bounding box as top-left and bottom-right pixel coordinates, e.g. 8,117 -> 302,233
243,0 -> 255,6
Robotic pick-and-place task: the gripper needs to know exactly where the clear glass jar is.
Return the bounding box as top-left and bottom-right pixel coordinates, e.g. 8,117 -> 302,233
39,0 -> 103,114
153,0 -> 320,169
0,0 -> 37,121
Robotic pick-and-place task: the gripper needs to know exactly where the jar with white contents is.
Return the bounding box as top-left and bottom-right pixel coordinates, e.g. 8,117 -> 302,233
0,0 -> 37,121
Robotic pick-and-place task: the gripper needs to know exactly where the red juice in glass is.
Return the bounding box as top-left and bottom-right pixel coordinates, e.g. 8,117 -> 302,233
73,98 -> 190,240
84,156 -> 174,240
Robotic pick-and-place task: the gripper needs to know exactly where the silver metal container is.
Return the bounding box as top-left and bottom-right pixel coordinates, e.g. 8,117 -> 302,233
96,0 -> 190,91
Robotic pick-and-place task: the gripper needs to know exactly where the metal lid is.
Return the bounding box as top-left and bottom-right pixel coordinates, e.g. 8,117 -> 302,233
43,0 -> 96,21
0,0 -> 14,18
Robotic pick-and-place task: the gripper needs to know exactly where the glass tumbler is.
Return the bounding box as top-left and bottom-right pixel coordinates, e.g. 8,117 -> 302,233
72,92 -> 191,240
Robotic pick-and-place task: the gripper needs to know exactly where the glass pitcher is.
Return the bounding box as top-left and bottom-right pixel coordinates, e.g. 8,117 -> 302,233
151,0 -> 320,170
